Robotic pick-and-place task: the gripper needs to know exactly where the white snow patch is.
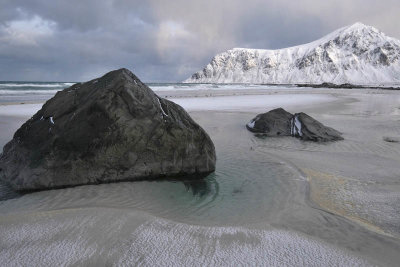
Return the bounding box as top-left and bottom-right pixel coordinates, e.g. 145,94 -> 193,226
0,94 -> 335,119
157,98 -> 168,118
291,115 -> 302,137
49,116 -> 54,124
247,120 -> 255,129
149,83 -> 300,92
0,104 -> 42,117
170,94 -> 334,112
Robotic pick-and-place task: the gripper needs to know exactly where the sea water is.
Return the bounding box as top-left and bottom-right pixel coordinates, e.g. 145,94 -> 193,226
0,81 -> 297,104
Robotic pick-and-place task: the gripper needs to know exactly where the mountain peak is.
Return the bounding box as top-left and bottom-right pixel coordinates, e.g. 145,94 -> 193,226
342,22 -> 378,34
335,23 -> 390,44
185,23 -> 400,85
348,22 -> 369,29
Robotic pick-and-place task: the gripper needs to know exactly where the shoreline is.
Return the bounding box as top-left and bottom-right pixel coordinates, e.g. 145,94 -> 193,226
0,89 -> 340,149
2,86 -> 400,104
1,88 -> 400,265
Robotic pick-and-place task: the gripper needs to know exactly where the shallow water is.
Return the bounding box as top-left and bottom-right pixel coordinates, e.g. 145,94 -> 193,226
0,112 -> 301,227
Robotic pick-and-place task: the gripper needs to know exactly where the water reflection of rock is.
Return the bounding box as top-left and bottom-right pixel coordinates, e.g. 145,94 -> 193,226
0,181 -> 21,201
182,175 -> 219,198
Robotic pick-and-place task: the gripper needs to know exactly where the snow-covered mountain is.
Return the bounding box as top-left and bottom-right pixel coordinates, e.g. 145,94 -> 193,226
184,23 -> 400,84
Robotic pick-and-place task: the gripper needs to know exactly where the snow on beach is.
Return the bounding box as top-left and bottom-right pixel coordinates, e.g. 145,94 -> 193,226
1,89 -> 400,266
171,94 -> 334,112
0,94 -> 335,118
0,103 -> 43,117
0,83 -> 299,105
0,208 -> 371,266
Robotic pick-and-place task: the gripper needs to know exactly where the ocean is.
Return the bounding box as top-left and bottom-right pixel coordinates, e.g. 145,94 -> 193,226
0,81 -> 297,104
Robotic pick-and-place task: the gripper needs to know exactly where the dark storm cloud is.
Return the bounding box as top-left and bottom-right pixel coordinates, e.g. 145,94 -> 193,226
0,0 -> 399,82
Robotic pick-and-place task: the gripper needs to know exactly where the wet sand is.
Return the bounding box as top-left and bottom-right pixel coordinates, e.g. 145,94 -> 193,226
1,88 -> 400,266
250,89 -> 400,238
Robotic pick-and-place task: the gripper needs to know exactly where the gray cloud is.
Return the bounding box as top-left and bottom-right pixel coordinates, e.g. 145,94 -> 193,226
0,0 -> 399,82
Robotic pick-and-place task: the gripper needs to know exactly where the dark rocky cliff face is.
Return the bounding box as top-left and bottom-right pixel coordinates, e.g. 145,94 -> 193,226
0,68 -> 216,191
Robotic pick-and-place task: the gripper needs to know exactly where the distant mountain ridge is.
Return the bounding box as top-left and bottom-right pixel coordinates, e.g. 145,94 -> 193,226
184,23 -> 400,84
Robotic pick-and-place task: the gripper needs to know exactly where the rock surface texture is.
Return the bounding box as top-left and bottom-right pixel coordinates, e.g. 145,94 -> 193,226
0,69 -> 216,191
247,108 -> 343,142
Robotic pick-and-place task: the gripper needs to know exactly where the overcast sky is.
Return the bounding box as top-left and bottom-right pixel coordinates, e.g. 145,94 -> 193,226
0,0 -> 399,82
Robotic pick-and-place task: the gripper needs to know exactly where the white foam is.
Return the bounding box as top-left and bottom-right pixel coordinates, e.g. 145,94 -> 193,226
0,84 -> 294,98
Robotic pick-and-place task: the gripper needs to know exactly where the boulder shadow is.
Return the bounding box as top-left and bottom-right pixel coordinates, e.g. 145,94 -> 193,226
182,174 -> 219,198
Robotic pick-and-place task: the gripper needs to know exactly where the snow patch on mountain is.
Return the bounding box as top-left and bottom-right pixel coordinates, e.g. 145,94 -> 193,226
184,23 -> 400,84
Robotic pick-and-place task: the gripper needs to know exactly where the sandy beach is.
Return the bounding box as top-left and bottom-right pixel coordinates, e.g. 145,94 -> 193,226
2,0 -> 400,265
1,87 -> 400,266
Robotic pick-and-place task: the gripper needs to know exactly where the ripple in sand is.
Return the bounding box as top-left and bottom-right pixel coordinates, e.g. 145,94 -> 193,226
0,208 -> 372,266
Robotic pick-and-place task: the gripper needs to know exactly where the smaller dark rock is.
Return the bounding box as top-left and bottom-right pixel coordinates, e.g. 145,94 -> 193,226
383,136 -> 400,143
247,108 -> 343,142
246,108 -> 292,136
296,83 -> 400,90
297,82 -> 363,89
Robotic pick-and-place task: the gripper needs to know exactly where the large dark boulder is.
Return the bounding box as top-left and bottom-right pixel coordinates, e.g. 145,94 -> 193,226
247,108 -> 343,142
0,68 -> 216,191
